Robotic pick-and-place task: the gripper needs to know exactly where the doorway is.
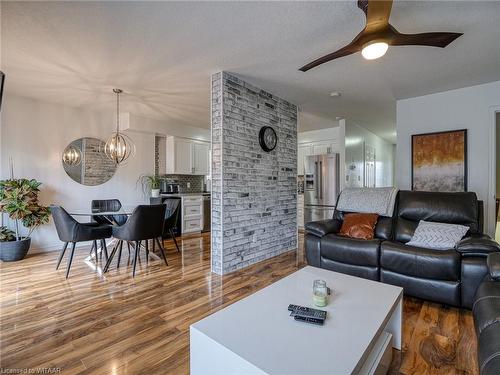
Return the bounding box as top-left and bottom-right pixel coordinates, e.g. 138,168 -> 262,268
496,113 -> 500,241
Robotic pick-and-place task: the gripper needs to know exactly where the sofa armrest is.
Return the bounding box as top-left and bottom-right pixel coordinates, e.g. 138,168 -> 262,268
487,253 -> 500,280
305,219 -> 341,238
455,234 -> 500,256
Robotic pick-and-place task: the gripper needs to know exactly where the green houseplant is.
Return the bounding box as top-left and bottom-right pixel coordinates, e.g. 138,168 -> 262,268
139,175 -> 163,198
0,178 -> 51,261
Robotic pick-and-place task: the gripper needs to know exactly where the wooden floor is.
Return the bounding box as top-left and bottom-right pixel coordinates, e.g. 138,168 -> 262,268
1,233 -> 478,374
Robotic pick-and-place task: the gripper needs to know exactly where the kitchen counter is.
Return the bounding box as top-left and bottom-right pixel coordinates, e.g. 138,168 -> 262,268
160,192 -> 210,197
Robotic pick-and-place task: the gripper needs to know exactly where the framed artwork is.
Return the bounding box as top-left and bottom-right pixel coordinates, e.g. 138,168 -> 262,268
411,129 -> 467,192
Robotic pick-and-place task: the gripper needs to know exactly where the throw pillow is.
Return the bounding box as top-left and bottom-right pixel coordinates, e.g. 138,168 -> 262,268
406,220 -> 469,250
339,213 -> 379,240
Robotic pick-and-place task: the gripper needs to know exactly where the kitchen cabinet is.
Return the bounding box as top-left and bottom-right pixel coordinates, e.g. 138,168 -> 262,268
192,142 -> 210,175
166,136 -> 210,175
297,145 -> 313,176
181,195 -> 203,234
298,141 -> 338,176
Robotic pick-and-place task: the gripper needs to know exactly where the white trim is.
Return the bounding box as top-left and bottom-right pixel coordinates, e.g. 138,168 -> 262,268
488,106 -> 500,236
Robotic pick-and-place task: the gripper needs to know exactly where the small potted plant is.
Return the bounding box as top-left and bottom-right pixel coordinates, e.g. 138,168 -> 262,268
139,175 -> 163,198
0,178 -> 51,261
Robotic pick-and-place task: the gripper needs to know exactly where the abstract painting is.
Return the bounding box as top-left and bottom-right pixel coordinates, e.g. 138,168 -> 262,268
412,129 -> 467,192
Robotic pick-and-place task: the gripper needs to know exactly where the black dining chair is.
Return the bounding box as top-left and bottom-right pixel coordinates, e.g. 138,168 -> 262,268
50,205 -> 112,278
103,204 -> 167,277
162,198 -> 181,253
91,199 -> 128,226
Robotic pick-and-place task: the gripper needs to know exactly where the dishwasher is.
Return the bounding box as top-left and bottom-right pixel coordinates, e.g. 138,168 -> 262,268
202,195 -> 211,232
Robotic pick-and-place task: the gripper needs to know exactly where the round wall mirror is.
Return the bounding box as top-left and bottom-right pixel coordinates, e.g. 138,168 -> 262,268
62,137 -> 117,186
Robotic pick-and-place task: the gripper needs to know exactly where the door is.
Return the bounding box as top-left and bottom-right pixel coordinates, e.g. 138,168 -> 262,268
175,139 -> 192,174
319,154 -> 340,206
193,142 -> 209,175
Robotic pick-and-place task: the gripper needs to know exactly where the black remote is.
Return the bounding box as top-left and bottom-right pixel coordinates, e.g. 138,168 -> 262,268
294,315 -> 324,325
288,304 -> 327,320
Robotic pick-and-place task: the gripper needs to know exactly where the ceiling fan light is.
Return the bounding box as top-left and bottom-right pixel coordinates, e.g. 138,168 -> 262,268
361,42 -> 389,60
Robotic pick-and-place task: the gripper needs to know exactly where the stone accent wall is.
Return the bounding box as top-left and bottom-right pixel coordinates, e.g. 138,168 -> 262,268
211,72 -> 297,275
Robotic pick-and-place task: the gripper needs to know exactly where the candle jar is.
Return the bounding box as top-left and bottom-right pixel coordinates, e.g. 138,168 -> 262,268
313,279 -> 328,307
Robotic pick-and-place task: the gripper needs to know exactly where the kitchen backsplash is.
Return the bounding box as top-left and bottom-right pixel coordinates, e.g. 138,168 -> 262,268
161,174 -> 204,193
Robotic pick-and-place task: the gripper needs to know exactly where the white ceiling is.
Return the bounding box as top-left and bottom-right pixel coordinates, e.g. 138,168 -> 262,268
2,1 -> 500,143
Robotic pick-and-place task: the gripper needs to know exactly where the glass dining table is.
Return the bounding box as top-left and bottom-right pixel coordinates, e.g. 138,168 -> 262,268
67,206 -> 162,273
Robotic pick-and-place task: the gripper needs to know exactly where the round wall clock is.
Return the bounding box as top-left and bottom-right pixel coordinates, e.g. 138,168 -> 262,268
259,126 -> 278,152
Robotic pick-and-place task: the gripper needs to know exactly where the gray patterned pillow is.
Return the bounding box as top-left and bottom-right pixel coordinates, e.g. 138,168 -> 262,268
406,220 -> 469,250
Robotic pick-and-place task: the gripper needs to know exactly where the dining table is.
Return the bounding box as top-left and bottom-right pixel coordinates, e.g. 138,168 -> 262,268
67,206 -> 162,274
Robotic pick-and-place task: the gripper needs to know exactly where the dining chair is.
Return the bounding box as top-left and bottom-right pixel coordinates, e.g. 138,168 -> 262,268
91,199 -> 128,226
50,205 -> 112,278
162,198 -> 181,253
103,204 -> 167,277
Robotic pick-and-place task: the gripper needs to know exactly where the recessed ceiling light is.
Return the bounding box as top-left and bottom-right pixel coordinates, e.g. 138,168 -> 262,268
330,92 -> 341,97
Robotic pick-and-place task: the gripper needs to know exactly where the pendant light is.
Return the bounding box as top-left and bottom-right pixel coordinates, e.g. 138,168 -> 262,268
62,144 -> 82,166
104,88 -> 135,165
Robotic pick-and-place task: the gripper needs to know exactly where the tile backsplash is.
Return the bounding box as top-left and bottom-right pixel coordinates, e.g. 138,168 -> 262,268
162,174 -> 204,193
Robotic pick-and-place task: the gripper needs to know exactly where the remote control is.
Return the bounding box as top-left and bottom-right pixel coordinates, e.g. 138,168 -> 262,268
294,315 -> 324,325
288,304 -> 327,320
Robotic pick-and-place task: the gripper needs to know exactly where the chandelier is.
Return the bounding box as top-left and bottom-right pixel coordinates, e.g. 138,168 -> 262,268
62,144 -> 82,166
104,88 -> 135,165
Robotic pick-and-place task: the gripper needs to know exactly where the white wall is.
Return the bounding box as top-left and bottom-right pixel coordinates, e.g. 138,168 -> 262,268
0,94 -> 207,251
344,120 -> 395,188
396,80 -> 500,236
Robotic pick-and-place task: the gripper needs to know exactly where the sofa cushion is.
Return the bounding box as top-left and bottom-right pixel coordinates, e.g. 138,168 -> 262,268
381,241 -> 460,281
406,220 -> 469,250
339,213 -> 379,240
394,190 -> 479,243
320,234 -> 380,267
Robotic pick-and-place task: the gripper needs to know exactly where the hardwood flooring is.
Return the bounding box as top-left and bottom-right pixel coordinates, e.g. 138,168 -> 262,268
1,233 -> 478,374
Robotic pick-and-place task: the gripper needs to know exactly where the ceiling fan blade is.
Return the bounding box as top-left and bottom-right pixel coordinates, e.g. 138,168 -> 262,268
299,43 -> 361,72
359,0 -> 393,32
390,31 -> 463,48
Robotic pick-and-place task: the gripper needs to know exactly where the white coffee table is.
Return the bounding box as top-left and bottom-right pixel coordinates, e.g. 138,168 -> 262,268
190,266 -> 403,375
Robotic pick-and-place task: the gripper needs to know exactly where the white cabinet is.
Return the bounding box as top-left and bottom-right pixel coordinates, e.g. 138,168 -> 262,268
193,142 -> 210,175
298,145 -> 313,176
166,136 -> 210,175
181,196 -> 203,234
298,141 -> 338,176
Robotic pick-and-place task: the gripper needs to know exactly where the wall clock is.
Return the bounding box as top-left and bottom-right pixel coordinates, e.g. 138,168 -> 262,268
259,126 -> 278,152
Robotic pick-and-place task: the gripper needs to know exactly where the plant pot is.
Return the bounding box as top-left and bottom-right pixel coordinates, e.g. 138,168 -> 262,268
0,237 -> 31,262
151,189 -> 160,198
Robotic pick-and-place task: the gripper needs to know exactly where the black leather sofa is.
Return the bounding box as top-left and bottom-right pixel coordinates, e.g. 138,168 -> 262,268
305,191 -> 500,308
473,253 -> 500,375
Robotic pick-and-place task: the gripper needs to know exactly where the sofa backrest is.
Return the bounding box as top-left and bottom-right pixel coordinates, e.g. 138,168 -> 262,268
394,190 -> 480,243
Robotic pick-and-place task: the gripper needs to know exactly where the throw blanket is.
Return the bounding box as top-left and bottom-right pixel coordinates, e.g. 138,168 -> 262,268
336,187 -> 398,217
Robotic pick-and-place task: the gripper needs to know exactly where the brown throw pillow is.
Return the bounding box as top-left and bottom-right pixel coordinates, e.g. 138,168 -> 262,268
339,213 -> 379,240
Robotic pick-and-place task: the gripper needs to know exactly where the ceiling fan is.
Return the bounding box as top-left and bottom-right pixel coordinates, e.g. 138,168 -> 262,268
299,0 -> 462,71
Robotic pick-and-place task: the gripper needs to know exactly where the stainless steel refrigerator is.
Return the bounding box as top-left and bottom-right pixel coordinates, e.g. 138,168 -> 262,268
304,154 -> 340,224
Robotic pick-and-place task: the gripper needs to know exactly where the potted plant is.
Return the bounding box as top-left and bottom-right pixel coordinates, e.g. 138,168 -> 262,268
0,178 -> 51,261
139,175 -> 163,198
